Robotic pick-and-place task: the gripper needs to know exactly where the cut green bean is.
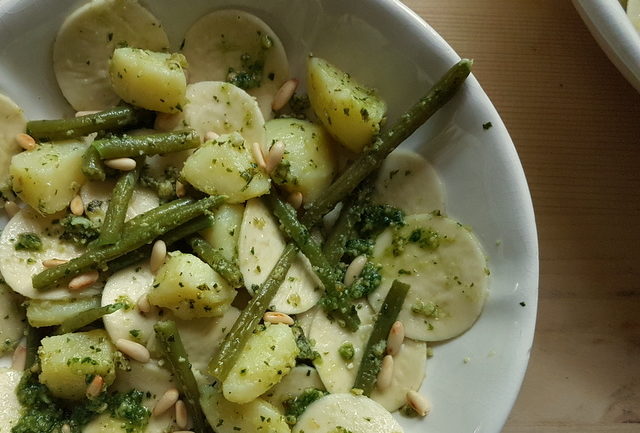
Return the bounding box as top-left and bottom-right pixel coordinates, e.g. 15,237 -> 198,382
353,280 -> 410,396
154,320 -> 209,433
301,59 -> 473,227
93,165 -> 141,247
26,106 -> 154,141
32,196 -> 225,290
323,193 -> 363,265
188,236 -> 243,288
81,146 -> 106,181
208,243 -> 298,381
92,129 -> 200,159
55,303 -> 124,335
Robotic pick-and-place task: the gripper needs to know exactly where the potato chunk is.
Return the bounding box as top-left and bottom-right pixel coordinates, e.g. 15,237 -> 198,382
109,47 -> 187,113
223,323 -> 299,404
10,140 -> 88,214
181,132 -> 270,203
307,56 -> 386,153
266,118 -> 338,203
39,330 -> 116,400
148,252 -> 235,319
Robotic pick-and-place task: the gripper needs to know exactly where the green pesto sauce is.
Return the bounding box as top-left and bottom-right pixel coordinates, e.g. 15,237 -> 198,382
282,388 -> 328,425
14,232 -> 43,252
338,342 -> 355,361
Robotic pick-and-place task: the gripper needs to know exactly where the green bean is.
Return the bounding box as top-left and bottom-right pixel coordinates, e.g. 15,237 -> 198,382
92,130 -> 200,159
32,196 -> 225,290
55,303 -> 124,335
108,215 -> 215,272
322,192 -> 363,265
154,320 -> 209,433
188,236 -> 243,288
26,106 -> 154,141
301,59 -> 473,227
208,243 -> 298,381
81,146 -> 106,181
93,166 -> 140,247
353,280 -> 410,396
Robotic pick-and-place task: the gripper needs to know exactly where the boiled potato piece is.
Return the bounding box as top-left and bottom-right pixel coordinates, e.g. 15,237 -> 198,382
0,283 -> 25,354
201,382 -> 290,433
26,296 -> 99,328
53,0 -> 169,110
200,203 -> 244,262
223,323 -> 299,404
39,330 -> 116,400
82,414 -> 129,433
0,368 -> 23,433
10,140 -> 88,214
148,252 -> 235,319
109,47 -> 187,113
369,213 -> 489,341
265,119 -> 338,203
263,365 -> 325,412
182,9 -> 289,120
292,393 -> 403,433
307,56 -> 386,153
182,132 -> 270,203
0,93 -> 26,202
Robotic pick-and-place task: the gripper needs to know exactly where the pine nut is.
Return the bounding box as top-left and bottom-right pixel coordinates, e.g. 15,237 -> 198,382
70,194 -> 84,216
272,79 -> 299,111
376,355 -> 394,391
116,338 -> 150,363
266,140 -> 285,173
137,294 -> 151,313
4,201 -> 20,218
61,424 -> 71,433
68,270 -> 99,291
205,131 -> 219,141
406,390 -> 431,417
344,255 -> 367,286
43,258 -> 69,268
251,141 -> 267,170
104,157 -> 137,171
86,375 -> 104,398
11,345 -> 26,371
150,240 -> 167,273
16,133 -> 36,151
263,311 -> 294,325
153,388 -> 179,416
175,400 -> 188,428
75,110 -> 100,117
386,321 -> 405,357
288,191 -> 303,210
175,181 -> 186,198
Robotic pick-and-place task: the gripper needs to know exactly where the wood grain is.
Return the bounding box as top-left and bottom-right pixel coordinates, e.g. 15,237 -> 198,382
402,0 -> 640,432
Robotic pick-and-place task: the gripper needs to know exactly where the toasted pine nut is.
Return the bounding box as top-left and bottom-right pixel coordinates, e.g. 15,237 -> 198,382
61,424 -> 71,433
272,79 -> 299,111
344,255 -> 367,286
4,201 -> 20,218
288,191 -> 303,210
205,131 -> 219,141
266,140 -> 285,173
11,345 -> 26,371
386,321 -> 405,357
153,388 -> 179,416
70,194 -> 84,216
175,400 -> 188,428
16,133 -> 36,151
75,110 -> 100,117
175,181 -> 186,198
150,240 -> 167,274
251,141 -> 267,170
116,338 -> 150,363
68,270 -> 99,291
86,375 -> 104,398
43,258 -> 69,268
406,390 -> 431,417
137,294 -> 151,313
376,355 -> 394,391
104,157 -> 137,171
263,311 -> 294,325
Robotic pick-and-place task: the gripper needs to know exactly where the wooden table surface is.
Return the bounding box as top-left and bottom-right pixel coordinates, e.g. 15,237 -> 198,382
403,1 -> 640,432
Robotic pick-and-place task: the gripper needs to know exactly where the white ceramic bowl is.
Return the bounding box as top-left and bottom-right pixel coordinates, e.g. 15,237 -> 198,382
0,1 -> 538,432
573,0 -> 640,92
